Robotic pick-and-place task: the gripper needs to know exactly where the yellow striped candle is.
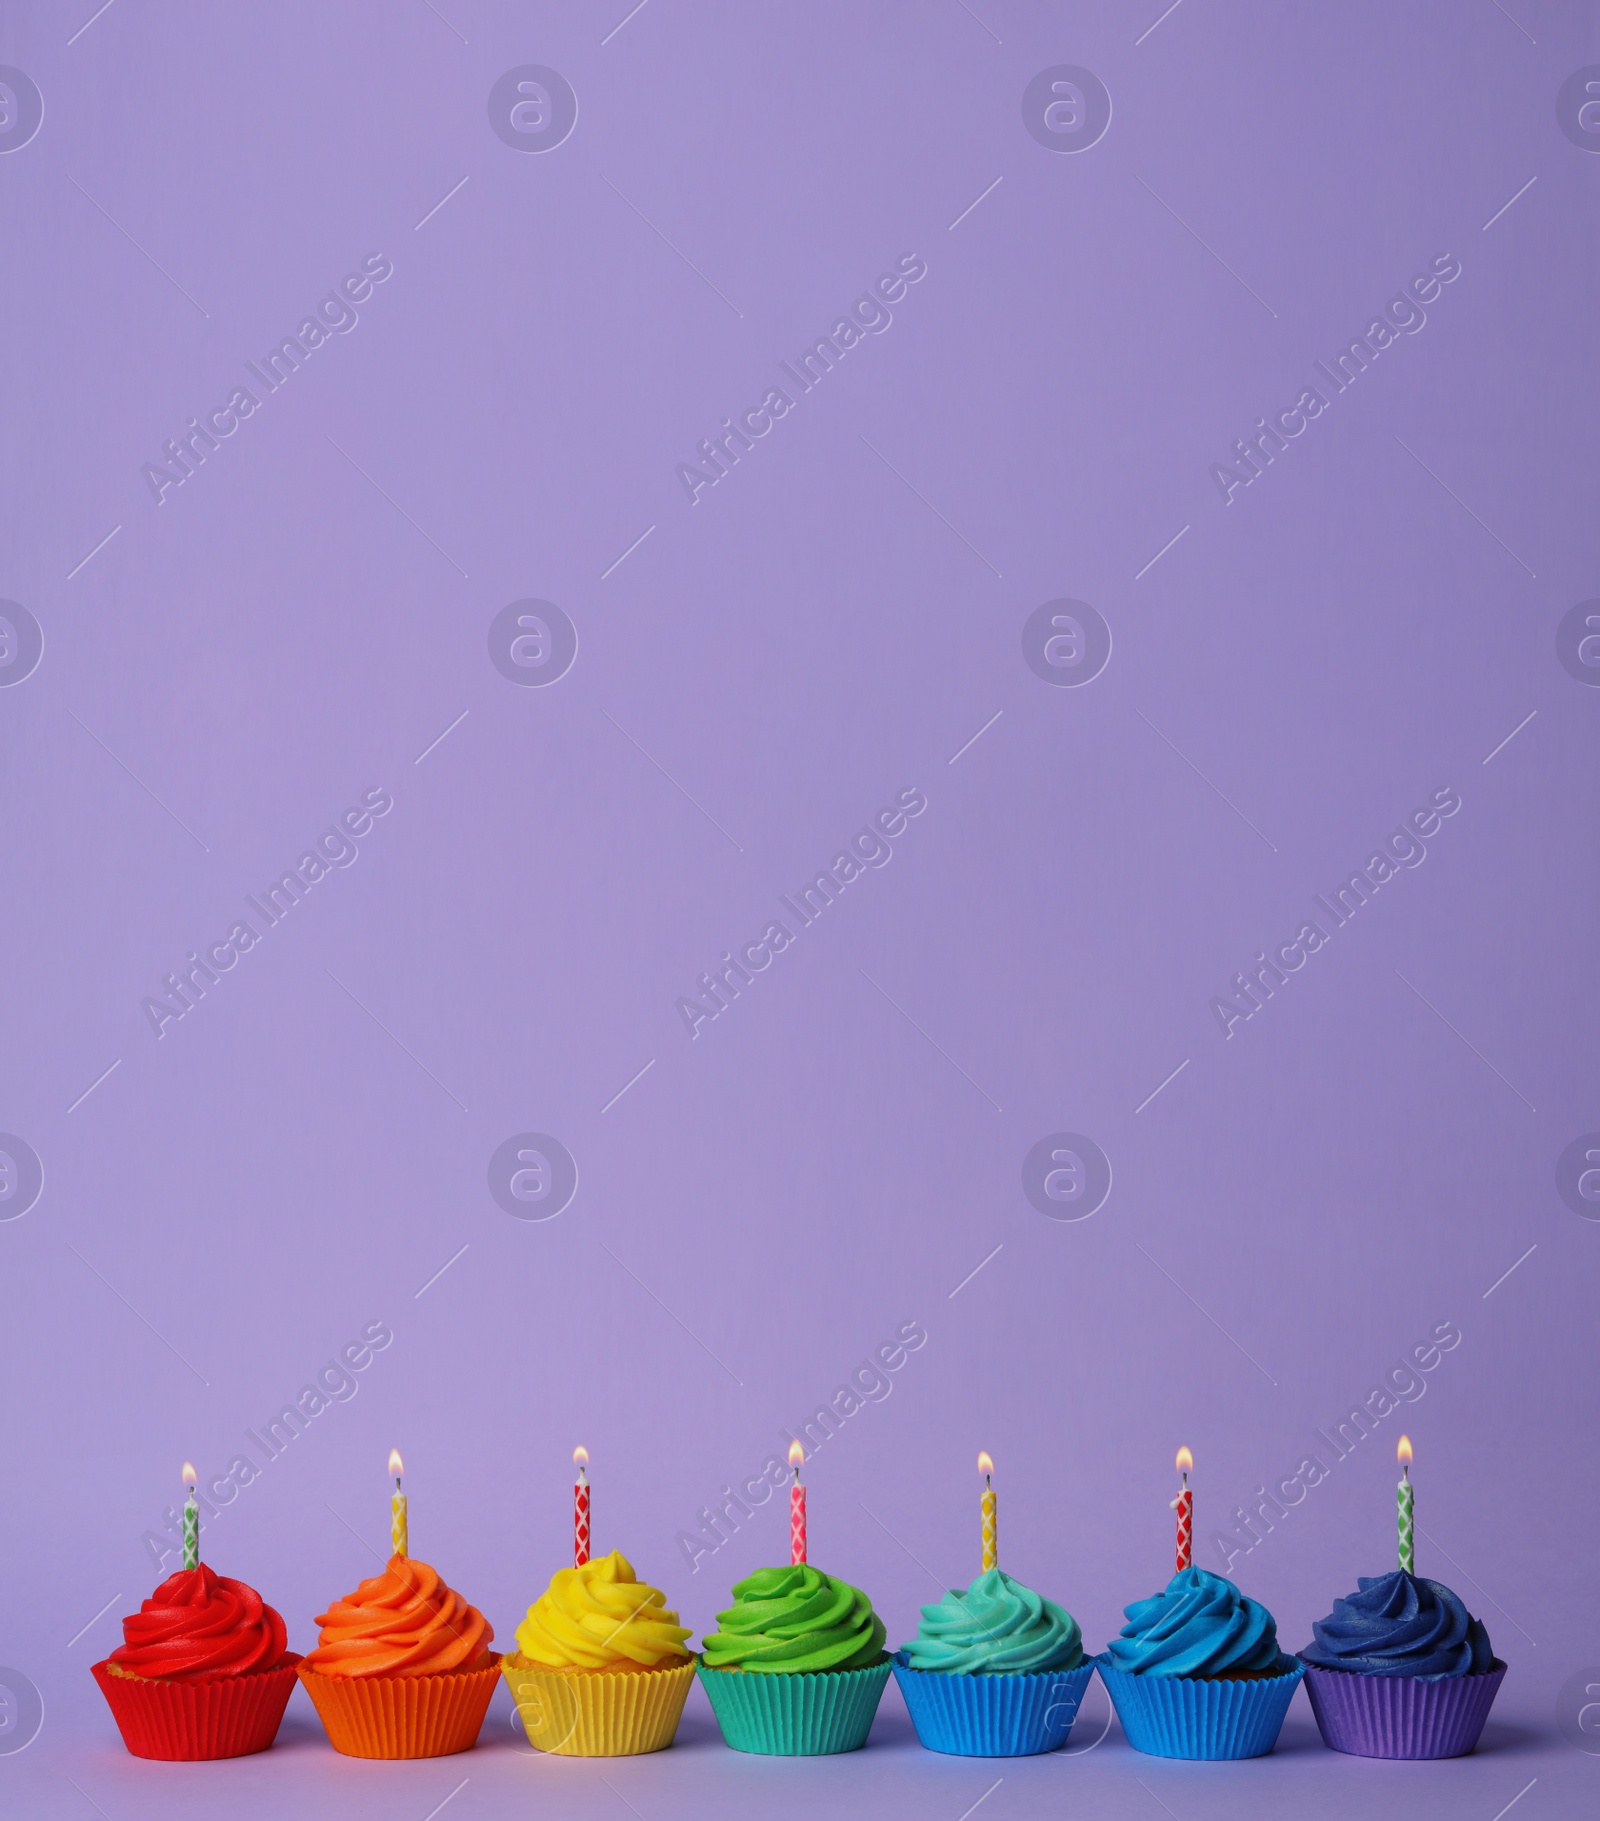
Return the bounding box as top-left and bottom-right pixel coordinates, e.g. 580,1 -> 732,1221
978,1451 -> 997,1571
389,1448 -> 408,1558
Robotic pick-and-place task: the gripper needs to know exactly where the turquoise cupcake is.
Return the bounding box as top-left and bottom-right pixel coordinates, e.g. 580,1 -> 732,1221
696,1565 -> 891,1755
1096,1566 -> 1304,1759
893,1568 -> 1094,1756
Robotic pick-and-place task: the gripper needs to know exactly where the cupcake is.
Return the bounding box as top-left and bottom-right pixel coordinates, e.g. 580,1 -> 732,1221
1095,1566 -> 1304,1759
893,1567 -> 1095,1756
697,1564 -> 892,1754
296,1555 -> 499,1758
1299,1570 -> 1506,1757
91,1564 -> 300,1759
501,1549 -> 696,1756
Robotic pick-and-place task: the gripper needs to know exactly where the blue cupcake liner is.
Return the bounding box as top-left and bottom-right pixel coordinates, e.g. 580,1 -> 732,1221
695,1655 -> 892,1755
893,1653 -> 1095,1757
1095,1653 -> 1304,1760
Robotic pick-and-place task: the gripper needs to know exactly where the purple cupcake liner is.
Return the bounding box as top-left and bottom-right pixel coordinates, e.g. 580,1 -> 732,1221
892,1654 -> 1095,1757
1299,1657 -> 1506,1759
1095,1654 -> 1304,1760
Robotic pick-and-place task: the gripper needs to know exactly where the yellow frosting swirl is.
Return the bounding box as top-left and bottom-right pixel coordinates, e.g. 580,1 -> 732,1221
514,1550 -> 692,1671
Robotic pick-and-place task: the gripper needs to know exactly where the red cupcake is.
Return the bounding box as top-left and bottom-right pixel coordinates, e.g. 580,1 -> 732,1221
92,1564 -> 301,1759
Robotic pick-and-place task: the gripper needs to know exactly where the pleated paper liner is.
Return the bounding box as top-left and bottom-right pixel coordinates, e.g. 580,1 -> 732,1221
1300,1657 -> 1507,1758
297,1654 -> 501,1758
1095,1653 -> 1305,1760
893,1654 -> 1096,1757
696,1654 -> 892,1755
500,1655 -> 696,1756
92,1654 -> 302,1760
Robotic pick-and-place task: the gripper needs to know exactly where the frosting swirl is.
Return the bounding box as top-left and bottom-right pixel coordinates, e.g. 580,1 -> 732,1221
1104,1567 -> 1282,1678
109,1565 -> 288,1681
902,1569 -> 1083,1674
701,1565 -> 885,1673
303,1556 -> 494,1678
1301,1572 -> 1493,1678
514,1550 -> 692,1670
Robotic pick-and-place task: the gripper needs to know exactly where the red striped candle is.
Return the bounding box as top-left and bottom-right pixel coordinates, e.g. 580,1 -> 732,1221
573,1446 -> 591,1567
1173,1446 -> 1193,1571
788,1440 -> 806,1565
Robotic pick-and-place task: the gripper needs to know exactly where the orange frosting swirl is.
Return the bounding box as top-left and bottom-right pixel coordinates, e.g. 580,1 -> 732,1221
303,1556 -> 494,1678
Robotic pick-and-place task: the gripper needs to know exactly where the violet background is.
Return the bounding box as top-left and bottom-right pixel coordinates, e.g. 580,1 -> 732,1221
2,2 -> 1597,1815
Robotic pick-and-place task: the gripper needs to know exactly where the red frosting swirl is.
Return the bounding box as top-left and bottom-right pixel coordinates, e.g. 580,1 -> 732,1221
109,1564 -> 289,1681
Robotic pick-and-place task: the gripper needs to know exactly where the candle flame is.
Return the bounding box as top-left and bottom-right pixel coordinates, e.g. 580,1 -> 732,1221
1175,1446 -> 1193,1474
388,1448 -> 404,1480
182,1462 -> 197,1489
977,1450 -> 994,1476
1397,1435 -> 1412,1467
573,1445 -> 589,1469
788,1439 -> 805,1469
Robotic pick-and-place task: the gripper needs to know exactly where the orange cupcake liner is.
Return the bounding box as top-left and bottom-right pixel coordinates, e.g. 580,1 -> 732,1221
501,1655 -> 696,1756
92,1654 -> 302,1760
297,1655 -> 501,1759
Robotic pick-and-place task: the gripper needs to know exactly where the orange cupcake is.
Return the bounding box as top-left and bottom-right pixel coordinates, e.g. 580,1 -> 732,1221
297,1556 -> 499,1758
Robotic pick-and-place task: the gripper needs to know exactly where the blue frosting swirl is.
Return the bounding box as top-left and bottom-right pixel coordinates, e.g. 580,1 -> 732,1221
1104,1567 -> 1281,1678
1300,1572 -> 1493,1678
901,1569 -> 1083,1674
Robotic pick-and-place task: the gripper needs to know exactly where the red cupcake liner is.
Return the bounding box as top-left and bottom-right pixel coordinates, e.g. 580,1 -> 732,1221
92,1654 -> 302,1760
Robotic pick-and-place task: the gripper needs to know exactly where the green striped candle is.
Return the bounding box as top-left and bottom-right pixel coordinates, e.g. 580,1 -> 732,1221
1397,1436 -> 1414,1573
182,1463 -> 199,1570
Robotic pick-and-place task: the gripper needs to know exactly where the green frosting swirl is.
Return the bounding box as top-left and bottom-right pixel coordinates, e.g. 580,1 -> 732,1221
701,1565 -> 886,1674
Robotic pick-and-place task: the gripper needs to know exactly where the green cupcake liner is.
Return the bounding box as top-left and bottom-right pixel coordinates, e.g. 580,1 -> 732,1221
696,1654 -> 892,1755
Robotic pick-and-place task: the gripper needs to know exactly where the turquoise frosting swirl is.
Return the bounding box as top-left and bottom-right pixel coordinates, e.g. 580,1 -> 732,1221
901,1568 -> 1084,1674
1104,1567 -> 1281,1678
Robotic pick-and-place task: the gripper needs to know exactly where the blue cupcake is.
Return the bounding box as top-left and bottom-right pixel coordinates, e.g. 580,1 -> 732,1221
1096,1567 -> 1303,1759
893,1569 -> 1093,1756
1299,1571 -> 1505,1757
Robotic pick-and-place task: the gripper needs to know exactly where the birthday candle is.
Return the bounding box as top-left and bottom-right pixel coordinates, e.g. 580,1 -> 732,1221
574,1446 -> 591,1567
181,1463 -> 199,1569
389,1449 -> 408,1558
1397,1435 -> 1414,1572
1173,1446 -> 1193,1572
978,1452 -> 997,1571
788,1441 -> 807,1565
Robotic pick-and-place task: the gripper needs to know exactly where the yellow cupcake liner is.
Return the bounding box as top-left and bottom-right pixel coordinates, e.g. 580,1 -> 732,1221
501,1655 -> 696,1756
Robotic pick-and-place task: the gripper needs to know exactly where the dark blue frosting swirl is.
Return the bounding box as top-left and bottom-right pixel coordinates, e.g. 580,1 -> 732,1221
1104,1567 -> 1282,1678
1300,1571 -> 1493,1678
